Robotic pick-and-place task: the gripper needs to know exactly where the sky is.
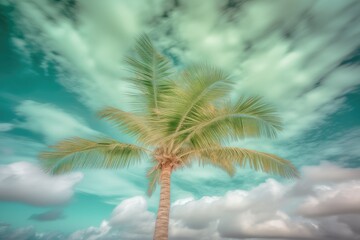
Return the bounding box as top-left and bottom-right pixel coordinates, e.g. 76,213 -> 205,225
0,0 -> 360,239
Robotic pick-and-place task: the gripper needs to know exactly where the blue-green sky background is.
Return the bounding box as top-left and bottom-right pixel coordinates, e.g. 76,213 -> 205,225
0,0 -> 359,239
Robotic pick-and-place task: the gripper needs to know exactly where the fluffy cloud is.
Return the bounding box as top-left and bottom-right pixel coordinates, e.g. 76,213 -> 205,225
69,196 -> 155,240
64,163 -> 360,240
169,163 -> 360,240
15,100 -> 97,143
0,163 -> 359,240
298,181 -> 360,217
109,196 -> 155,238
0,162 -> 82,205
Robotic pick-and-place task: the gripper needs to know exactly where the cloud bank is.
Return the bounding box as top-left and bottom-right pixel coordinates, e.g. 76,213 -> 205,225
66,163 -> 360,240
0,163 -> 359,239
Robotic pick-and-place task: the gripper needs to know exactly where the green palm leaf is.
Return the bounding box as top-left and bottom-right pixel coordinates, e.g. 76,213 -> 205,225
146,165 -> 161,197
183,147 -> 299,178
169,96 -> 282,150
161,64 -> 234,136
98,107 -> 162,145
39,137 -> 149,174
125,34 -> 173,114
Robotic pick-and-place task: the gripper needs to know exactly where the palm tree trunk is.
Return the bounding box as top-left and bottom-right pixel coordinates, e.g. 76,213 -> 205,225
153,164 -> 172,240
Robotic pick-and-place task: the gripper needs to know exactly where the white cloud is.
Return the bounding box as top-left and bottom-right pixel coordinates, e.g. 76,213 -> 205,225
289,161 -> 360,198
15,100 -> 97,143
109,197 -> 155,235
0,123 -> 14,132
9,0 -> 360,140
298,181 -> 360,217
69,196 -> 154,240
169,163 -> 360,240
9,0 -> 166,110
164,0 -> 360,139
68,221 -> 111,240
0,163 -> 358,239
301,162 -> 360,183
67,163 -> 360,240
0,161 -> 82,206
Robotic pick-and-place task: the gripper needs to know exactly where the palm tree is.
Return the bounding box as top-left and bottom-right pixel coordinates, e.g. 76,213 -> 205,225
39,34 -> 299,240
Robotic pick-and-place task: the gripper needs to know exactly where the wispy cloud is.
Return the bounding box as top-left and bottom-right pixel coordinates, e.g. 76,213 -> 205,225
0,123 -> 14,132
15,100 -> 97,143
7,0 -> 360,141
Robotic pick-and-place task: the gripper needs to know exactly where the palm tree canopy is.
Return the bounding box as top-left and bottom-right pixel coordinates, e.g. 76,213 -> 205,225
39,34 -> 299,196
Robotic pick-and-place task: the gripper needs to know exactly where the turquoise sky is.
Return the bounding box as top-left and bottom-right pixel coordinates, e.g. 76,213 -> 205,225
1,1 -> 360,240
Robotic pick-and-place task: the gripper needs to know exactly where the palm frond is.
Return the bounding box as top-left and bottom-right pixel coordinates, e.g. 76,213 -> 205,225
160,64 -> 234,136
146,165 -> 161,197
124,34 -> 173,113
169,96 -> 282,149
199,155 -> 236,177
98,107 -> 162,145
184,147 -> 299,178
39,137 -> 149,174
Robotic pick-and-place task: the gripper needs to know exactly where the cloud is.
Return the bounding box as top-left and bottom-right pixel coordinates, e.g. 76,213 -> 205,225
109,196 -> 155,238
0,161 -> 82,205
163,0 -> 360,139
29,209 -> 65,222
301,162 -> 360,183
69,196 -> 155,240
298,181 -> 360,217
0,163 -> 359,240
289,161 -> 360,197
68,221 -> 111,240
64,163 -> 360,240
7,0 -> 167,110
0,123 -> 14,132
0,224 -> 36,240
168,163 -> 360,240
15,100 -> 97,143
8,0 -> 360,141
0,223 -> 65,240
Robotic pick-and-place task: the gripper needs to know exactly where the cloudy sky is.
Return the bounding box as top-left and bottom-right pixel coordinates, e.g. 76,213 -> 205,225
0,0 -> 360,239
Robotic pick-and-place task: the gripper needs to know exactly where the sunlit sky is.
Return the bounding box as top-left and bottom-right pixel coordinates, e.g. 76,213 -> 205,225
0,0 -> 360,239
